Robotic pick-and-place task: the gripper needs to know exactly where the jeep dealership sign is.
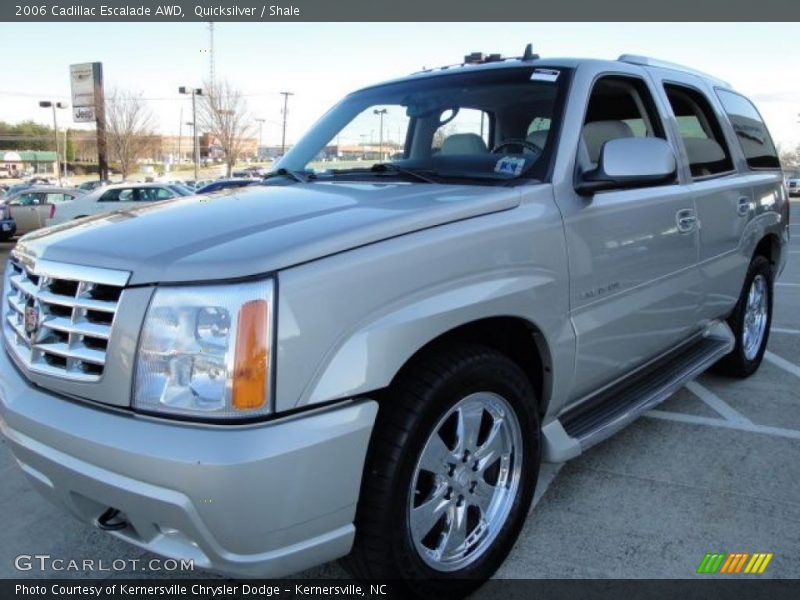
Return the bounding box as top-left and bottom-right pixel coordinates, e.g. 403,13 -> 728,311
73,106 -> 95,122
69,62 -> 101,123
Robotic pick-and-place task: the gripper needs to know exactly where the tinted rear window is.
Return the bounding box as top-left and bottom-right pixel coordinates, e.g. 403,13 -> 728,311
716,89 -> 780,170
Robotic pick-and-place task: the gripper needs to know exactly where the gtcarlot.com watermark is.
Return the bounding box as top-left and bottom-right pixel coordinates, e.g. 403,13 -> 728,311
14,554 -> 194,572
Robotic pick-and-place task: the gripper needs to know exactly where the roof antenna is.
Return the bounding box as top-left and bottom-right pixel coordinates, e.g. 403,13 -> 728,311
522,43 -> 538,61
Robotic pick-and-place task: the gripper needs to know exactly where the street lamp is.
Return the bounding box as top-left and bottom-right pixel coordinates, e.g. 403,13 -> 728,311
179,86 -> 203,180
374,108 -> 387,162
38,100 -> 68,186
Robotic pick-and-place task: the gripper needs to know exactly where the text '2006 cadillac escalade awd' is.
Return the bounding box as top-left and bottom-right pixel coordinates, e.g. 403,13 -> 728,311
0,49 -> 789,597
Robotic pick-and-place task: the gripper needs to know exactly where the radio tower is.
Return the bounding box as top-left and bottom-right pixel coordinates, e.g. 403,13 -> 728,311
208,22 -> 215,82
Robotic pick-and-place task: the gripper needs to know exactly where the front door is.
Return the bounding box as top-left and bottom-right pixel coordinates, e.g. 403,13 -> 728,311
557,73 -> 702,402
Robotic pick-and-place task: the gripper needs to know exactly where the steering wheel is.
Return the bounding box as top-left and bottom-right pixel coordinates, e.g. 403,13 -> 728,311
491,138 -> 542,154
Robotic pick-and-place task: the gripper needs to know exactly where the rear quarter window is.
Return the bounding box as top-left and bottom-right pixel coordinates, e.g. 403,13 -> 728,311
716,89 -> 780,170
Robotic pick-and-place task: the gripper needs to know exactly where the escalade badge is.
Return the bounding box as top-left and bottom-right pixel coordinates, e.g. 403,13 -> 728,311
24,299 -> 40,340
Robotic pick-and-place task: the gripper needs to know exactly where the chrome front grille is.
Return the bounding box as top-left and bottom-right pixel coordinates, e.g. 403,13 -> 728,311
3,253 -> 130,382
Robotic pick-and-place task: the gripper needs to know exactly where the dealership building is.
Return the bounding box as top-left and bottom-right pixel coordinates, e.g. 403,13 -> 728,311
0,150 -> 58,177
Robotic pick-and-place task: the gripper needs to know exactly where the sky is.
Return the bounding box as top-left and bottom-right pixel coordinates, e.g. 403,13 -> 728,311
1,22 -> 799,149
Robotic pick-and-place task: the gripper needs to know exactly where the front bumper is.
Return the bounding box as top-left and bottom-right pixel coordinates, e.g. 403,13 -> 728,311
0,347 -> 377,577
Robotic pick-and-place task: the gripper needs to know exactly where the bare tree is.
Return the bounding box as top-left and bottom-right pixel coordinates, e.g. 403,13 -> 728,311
105,88 -> 156,179
778,143 -> 800,173
199,79 -> 255,177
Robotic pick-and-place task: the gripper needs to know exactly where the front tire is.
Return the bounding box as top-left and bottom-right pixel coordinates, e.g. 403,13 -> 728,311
343,344 -> 540,598
715,255 -> 773,377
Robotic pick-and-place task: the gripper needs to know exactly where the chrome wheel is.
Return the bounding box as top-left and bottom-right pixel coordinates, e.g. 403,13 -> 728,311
742,274 -> 768,361
408,392 -> 523,572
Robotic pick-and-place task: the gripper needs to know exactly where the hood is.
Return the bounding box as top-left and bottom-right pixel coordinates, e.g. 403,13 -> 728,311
16,182 -> 523,284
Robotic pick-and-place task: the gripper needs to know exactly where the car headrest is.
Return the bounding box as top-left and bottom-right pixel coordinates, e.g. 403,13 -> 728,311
440,133 -> 488,155
582,120 -> 635,163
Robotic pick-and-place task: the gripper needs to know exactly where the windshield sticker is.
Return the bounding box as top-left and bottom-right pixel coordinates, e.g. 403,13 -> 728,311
495,157 -> 526,176
530,68 -> 560,82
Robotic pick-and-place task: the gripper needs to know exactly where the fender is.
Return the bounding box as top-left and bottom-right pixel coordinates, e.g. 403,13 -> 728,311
274,189 -> 575,414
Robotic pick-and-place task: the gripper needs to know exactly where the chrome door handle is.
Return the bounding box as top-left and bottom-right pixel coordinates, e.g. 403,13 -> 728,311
737,196 -> 753,217
676,209 -> 697,233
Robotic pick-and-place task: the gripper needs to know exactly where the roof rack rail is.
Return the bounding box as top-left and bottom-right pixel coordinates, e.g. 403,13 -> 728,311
618,54 -> 731,88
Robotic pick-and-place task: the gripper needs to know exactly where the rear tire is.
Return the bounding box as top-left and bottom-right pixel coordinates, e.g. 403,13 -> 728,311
714,255 -> 773,378
342,344 -> 540,599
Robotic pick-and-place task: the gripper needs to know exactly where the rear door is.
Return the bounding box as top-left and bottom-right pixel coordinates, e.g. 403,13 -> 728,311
713,89 -> 785,305
114,187 -> 140,211
95,186 -> 140,214
136,186 -> 178,204
554,69 -> 702,401
650,70 -> 770,320
8,191 -> 46,233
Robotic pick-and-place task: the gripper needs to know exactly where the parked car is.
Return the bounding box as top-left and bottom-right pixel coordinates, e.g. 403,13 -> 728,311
3,182 -> 34,197
0,51 -> 788,597
190,178 -> 214,190
25,176 -> 55,185
195,178 -> 263,194
1,186 -> 86,235
233,166 -> 266,178
786,177 -> 800,197
76,179 -> 113,192
47,182 -> 195,225
0,203 -> 16,241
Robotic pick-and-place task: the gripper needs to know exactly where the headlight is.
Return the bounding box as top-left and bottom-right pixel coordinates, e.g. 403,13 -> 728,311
133,279 -> 273,420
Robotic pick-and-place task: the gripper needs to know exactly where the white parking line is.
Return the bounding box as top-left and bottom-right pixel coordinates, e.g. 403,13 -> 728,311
646,410 -> 800,441
685,381 -> 751,424
764,351 -> 800,379
772,327 -> 800,335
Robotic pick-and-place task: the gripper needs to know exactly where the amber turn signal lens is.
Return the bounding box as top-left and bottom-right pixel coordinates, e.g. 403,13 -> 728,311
232,299 -> 269,410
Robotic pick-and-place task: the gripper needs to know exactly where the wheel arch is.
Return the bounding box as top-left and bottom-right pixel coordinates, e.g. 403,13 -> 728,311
752,232 -> 782,278
388,316 -> 553,416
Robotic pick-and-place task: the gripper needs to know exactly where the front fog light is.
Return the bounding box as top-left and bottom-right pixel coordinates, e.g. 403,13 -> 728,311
133,279 -> 273,420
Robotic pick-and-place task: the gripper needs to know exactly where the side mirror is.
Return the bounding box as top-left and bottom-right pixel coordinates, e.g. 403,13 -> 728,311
576,137 -> 677,196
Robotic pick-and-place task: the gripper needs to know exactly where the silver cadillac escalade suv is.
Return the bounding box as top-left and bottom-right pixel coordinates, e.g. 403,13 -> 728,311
0,50 -> 789,597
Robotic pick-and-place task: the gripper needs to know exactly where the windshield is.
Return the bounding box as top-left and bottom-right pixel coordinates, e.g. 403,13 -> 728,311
276,66 -> 571,185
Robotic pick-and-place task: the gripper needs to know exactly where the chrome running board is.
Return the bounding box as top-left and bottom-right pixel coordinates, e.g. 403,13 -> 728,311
543,321 -> 734,462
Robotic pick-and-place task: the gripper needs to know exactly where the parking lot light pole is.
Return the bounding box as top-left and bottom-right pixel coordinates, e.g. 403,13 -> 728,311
179,86 -> 203,180
38,100 -> 68,186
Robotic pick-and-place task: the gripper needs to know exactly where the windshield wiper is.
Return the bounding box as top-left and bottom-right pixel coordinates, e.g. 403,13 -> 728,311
331,163 -> 438,184
263,168 -> 313,184
370,163 -> 438,183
